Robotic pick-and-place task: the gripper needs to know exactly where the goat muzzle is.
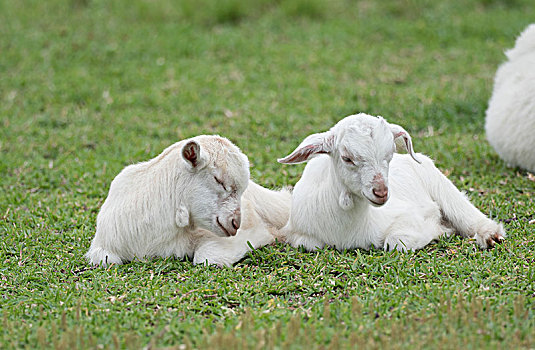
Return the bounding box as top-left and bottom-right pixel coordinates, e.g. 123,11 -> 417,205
372,185 -> 388,205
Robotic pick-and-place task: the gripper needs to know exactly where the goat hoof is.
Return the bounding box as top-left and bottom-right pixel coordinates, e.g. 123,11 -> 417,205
492,234 -> 505,244
485,234 -> 505,249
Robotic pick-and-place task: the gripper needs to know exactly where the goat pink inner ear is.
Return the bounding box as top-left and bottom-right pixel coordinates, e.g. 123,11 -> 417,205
394,131 -> 405,139
278,145 -> 327,164
182,141 -> 200,167
278,131 -> 333,164
391,126 -> 421,164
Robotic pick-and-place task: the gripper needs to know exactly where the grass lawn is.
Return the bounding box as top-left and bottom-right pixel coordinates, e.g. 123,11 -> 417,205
1,0 -> 534,348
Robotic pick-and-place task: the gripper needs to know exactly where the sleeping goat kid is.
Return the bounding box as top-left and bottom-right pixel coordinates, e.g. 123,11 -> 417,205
485,23 -> 535,172
86,135 -> 290,267
278,114 -> 505,252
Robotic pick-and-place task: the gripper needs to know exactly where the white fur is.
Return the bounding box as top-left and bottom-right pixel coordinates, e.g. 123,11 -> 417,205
279,113 -> 505,252
485,24 -> 535,172
86,135 -> 291,267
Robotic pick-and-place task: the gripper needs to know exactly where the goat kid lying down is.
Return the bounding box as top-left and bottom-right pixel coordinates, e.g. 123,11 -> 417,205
86,135 -> 290,267
485,23 -> 535,172
278,113 -> 505,251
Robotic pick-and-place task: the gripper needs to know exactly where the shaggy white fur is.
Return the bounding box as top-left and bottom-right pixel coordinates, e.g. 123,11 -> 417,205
279,114 -> 505,252
86,135 -> 290,267
485,23 -> 535,172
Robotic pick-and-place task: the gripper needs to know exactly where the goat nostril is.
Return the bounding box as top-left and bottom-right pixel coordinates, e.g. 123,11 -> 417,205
232,218 -> 240,230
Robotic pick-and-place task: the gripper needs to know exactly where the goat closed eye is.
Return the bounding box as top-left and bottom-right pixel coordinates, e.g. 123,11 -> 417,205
341,156 -> 354,164
214,176 -> 227,191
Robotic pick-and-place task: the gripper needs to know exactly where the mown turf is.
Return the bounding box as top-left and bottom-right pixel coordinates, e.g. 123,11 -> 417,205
1,0 -> 534,348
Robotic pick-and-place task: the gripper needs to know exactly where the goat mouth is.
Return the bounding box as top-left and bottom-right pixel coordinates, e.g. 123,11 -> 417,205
216,217 -> 233,237
365,195 -> 388,207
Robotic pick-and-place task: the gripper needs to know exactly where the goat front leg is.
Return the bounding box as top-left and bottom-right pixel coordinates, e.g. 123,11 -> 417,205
383,214 -> 452,251
419,159 -> 505,248
193,200 -> 275,266
279,223 -> 326,251
193,226 -> 274,267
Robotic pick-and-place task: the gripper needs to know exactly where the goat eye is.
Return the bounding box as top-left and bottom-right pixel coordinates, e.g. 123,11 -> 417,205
214,176 -> 226,190
341,156 -> 353,164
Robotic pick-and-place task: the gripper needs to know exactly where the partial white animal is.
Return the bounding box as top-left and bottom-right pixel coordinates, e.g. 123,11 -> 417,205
485,23 -> 535,172
86,135 -> 290,267
278,114 -> 505,252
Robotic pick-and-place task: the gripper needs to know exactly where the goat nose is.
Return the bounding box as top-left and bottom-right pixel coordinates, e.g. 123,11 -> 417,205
373,186 -> 388,199
226,221 -> 238,237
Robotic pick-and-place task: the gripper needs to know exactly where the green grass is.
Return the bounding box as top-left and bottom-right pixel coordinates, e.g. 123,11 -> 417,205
1,0 -> 534,348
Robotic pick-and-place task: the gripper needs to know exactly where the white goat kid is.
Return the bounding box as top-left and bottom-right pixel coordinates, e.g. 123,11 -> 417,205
86,135 -> 285,267
278,114 -> 505,252
485,23 -> 535,172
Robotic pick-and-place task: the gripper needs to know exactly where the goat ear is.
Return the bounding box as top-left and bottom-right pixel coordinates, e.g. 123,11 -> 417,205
278,132 -> 334,164
389,123 -> 421,164
182,140 -> 203,168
